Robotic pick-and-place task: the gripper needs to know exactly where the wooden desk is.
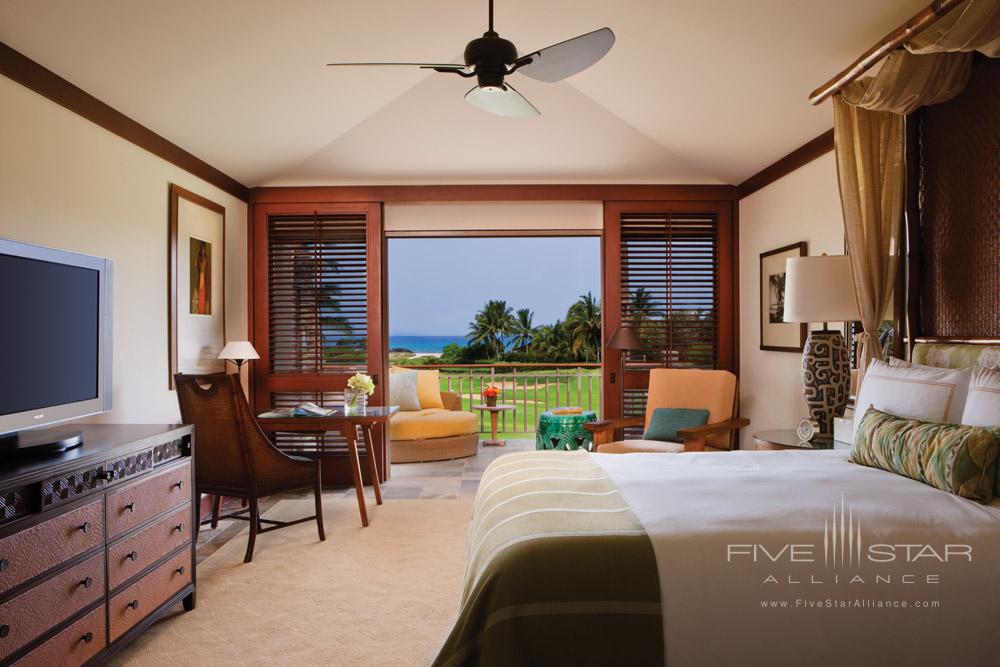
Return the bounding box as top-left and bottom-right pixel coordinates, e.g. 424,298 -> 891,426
257,407 -> 398,527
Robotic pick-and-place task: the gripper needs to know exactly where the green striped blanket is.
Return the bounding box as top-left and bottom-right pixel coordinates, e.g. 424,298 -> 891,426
432,450 -> 663,667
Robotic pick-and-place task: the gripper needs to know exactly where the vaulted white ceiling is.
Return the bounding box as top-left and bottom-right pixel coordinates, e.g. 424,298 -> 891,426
0,0 -> 929,187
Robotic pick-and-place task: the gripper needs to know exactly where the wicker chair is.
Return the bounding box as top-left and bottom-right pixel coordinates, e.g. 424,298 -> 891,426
174,373 -> 325,563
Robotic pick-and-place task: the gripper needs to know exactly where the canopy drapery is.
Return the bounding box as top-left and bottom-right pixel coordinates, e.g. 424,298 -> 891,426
833,0 -> 1000,383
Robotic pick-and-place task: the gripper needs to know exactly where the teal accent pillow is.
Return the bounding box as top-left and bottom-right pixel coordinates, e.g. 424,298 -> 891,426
643,408 -> 710,443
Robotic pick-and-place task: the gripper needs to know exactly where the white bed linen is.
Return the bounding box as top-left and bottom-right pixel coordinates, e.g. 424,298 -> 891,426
594,449 -> 1000,667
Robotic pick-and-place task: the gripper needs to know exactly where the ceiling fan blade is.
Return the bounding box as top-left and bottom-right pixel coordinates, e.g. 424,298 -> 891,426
515,27 -> 615,82
326,62 -> 468,70
464,83 -> 540,118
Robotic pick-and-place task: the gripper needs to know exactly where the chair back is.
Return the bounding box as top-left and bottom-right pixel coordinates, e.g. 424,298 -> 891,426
174,373 -> 255,494
644,369 -> 738,449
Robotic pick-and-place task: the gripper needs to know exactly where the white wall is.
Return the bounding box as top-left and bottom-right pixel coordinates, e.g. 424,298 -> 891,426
738,153 -> 845,448
384,202 -> 603,232
0,75 -> 248,424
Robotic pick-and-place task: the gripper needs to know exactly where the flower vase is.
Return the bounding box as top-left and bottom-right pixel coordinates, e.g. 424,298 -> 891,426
344,388 -> 367,413
485,395 -> 497,407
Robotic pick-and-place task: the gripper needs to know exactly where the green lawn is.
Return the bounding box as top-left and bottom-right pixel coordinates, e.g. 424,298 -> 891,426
437,370 -> 602,440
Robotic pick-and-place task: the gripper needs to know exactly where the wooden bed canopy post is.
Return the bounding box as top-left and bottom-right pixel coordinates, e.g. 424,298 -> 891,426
808,0 -> 966,105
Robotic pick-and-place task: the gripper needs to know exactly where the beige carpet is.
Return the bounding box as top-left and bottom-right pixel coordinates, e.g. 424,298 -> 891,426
111,498 -> 472,667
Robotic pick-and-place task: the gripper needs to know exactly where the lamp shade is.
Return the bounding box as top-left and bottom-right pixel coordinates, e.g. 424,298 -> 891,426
783,255 -> 861,323
607,325 -> 643,351
218,341 -> 260,361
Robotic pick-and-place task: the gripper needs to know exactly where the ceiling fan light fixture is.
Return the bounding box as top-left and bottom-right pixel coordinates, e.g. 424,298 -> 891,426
465,83 -> 540,118
325,1 -> 614,118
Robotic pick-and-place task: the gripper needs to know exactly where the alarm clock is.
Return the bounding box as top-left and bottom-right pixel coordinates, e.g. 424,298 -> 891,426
796,418 -> 819,442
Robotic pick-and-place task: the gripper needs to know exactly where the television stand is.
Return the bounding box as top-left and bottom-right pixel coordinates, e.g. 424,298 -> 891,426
0,425 -> 83,455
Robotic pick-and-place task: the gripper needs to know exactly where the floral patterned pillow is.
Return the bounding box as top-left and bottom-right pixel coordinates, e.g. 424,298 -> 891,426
851,407 -> 1000,503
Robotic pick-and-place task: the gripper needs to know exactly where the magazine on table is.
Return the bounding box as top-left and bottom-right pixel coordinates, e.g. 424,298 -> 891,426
257,402 -> 336,418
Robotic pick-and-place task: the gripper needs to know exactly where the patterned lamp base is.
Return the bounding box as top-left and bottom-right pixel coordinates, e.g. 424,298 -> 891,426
801,330 -> 850,436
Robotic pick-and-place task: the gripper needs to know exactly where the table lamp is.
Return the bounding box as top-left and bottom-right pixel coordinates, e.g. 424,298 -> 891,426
607,325 -> 643,411
783,255 -> 859,436
218,341 -> 260,374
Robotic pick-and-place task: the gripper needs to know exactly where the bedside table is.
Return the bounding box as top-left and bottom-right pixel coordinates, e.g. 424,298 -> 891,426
753,429 -> 845,451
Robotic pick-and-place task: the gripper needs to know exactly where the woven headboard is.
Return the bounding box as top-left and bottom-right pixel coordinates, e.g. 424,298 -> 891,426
915,57 -> 1000,338
911,342 -> 1000,370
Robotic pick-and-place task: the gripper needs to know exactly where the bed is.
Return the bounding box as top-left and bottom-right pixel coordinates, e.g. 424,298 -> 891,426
432,345 -> 1000,667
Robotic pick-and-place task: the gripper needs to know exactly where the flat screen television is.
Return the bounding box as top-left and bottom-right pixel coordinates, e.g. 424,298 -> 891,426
0,237 -> 113,453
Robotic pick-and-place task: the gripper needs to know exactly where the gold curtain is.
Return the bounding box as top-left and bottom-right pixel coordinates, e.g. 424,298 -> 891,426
840,50 -> 971,114
833,0 -> 1000,385
832,98 -> 904,377
907,0 -> 1000,55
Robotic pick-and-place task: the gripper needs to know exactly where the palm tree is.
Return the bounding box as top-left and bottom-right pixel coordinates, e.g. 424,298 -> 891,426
467,299 -> 515,359
629,287 -> 658,321
566,292 -> 602,362
533,320 -> 573,361
511,308 -> 536,351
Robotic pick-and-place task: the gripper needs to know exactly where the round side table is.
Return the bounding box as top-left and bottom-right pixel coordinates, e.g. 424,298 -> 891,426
753,429 -> 835,451
472,404 -> 516,447
536,409 -> 599,451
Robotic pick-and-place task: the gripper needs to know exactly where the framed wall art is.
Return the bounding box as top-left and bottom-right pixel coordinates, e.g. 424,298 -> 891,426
760,241 -> 807,352
168,183 -> 226,387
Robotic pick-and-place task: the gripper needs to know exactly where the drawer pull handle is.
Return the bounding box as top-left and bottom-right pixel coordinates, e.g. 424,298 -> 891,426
81,632 -> 94,644
80,576 -> 93,589
176,566 -> 186,575
124,502 -> 135,513
79,521 -> 92,534
173,480 -> 184,489
127,599 -> 140,610
126,551 -> 139,562
0,624 -> 8,639
174,523 -> 184,533
0,558 -> 8,572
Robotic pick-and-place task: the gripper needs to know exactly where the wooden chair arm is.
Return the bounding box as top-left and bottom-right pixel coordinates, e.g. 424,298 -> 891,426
584,416 -> 645,447
583,416 -> 644,433
678,418 -> 750,452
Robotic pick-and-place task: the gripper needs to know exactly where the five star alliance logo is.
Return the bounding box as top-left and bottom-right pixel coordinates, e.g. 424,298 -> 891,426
824,495 -> 862,568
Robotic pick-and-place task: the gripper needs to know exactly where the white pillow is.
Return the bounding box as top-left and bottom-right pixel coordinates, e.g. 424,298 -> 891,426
388,370 -> 421,411
853,359 -> 972,435
961,366 -> 1000,427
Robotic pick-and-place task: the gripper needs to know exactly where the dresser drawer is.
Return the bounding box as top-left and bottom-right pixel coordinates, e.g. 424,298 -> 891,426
109,550 -> 191,642
12,606 -> 106,667
0,553 -> 104,660
107,461 -> 191,538
0,500 -> 104,595
108,505 -> 192,590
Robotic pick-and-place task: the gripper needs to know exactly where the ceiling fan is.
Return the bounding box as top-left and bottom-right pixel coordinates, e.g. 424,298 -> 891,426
326,0 -> 615,118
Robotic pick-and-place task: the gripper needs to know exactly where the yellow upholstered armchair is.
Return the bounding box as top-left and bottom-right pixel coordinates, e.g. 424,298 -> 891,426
585,368 -> 749,453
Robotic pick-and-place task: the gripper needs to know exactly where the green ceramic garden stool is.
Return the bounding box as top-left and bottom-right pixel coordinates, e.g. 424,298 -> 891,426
536,409 -> 599,451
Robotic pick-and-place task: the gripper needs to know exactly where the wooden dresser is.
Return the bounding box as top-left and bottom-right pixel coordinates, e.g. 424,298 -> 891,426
0,424 -> 195,666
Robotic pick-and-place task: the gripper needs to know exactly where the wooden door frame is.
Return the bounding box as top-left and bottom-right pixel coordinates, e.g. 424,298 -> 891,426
601,200 -> 738,420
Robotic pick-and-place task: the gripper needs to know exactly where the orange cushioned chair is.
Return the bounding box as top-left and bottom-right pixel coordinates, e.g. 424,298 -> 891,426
586,368 -> 749,453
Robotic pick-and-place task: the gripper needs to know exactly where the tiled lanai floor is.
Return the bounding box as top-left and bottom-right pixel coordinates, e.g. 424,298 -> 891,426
195,439 -> 535,563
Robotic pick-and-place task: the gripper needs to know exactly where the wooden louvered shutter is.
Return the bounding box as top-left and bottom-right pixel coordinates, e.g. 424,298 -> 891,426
602,201 -> 735,428
250,202 -> 385,482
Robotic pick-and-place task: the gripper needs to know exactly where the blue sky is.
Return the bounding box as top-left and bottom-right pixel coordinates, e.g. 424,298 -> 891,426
388,237 -> 600,336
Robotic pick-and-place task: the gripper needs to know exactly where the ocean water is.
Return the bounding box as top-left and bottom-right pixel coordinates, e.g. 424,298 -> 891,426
389,335 -> 467,354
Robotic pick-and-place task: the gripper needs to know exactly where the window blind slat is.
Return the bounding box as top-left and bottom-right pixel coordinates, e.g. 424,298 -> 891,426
618,211 -> 720,423
267,214 -> 369,374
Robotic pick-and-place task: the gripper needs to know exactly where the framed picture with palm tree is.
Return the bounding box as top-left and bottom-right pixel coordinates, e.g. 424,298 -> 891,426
759,241 -> 807,352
